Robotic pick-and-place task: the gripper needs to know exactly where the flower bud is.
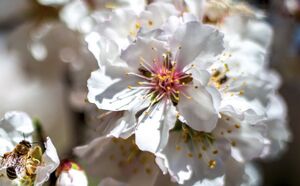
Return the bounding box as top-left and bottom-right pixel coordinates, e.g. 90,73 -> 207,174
56,160 -> 88,186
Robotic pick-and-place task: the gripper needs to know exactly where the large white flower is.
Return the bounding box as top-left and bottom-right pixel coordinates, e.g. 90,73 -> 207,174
153,0 -> 204,19
86,1 -> 180,63
0,112 -> 60,186
88,20 -> 224,153
155,101 -> 267,184
257,94 -> 291,159
74,136 -> 161,186
75,135 -> 259,186
59,0 -> 147,33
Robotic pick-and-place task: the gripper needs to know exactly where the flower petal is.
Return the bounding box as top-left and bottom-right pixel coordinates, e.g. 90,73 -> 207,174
135,100 -> 177,153
177,80 -> 219,132
170,22 -> 224,70
88,67 -> 148,111
0,111 -> 34,145
35,137 -> 60,186
121,34 -> 167,71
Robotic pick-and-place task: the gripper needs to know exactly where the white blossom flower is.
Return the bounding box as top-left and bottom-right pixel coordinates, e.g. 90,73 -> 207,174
88,20 -> 224,153
59,0 -> 147,33
86,1 -> 180,62
0,112 -> 60,186
155,0 -> 272,51
55,160 -> 88,186
257,94 -> 291,159
153,0 -> 204,19
155,102 -> 267,184
34,137 -> 60,186
74,136 -> 161,186
75,135 -> 262,186
0,111 -> 34,158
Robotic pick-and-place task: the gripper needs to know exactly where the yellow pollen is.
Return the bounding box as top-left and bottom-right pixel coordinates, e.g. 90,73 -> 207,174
148,20 -> 153,26
129,30 -> 136,36
135,22 -> 141,29
235,124 -> 241,129
224,64 -> 229,72
128,86 -> 133,89
187,153 -> 193,158
176,145 -> 181,151
208,160 -> 217,169
105,2 -> 117,9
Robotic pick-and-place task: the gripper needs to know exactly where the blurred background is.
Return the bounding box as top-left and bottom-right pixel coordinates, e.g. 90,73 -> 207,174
0,0 -> 299,185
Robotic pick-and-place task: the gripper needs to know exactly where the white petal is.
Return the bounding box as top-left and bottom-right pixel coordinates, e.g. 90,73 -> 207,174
139,2 -> 179,33
156,131 -> 225,185
98,177 -> 128,186
35,137 -> 60,186
170,22 -> 224,70
105,102 -> 151,139
177,80 -> 219,132
184,0 -> 205,19
121,34 -> 167,71
261,94 -> 291,158
135,100 -> 177,153
56,169 -> 88,186
88,67 -> 147,111
0,138 -> 14,156
0,111 -> 34,144
97,9 -> 139,49
215,107 -> 267,161
75,137 -> 160,186
85,32 -> 120,67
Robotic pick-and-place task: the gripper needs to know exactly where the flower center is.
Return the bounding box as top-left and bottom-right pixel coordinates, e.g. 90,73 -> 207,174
136,52 -> 193,105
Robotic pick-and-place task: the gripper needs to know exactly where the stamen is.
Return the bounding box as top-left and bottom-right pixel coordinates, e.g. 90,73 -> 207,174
127,72 -> 152,81
181,91 -> 192,99
140,57 -> 155,72
183,64 -> 195,73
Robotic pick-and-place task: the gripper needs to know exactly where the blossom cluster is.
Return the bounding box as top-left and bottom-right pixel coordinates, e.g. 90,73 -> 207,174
0,0 -> 291,185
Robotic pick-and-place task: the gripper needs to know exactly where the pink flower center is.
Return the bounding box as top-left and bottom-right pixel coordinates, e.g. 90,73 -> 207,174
132,52 -> 193,105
